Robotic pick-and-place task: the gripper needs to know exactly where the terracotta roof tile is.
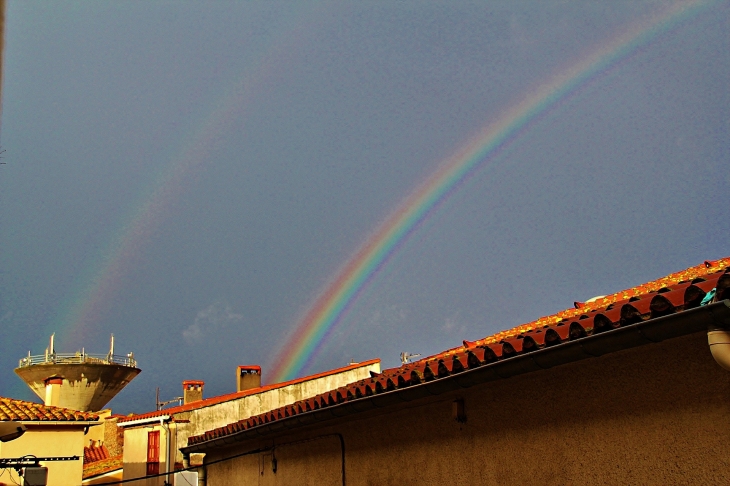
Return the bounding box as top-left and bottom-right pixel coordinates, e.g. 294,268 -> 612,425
187,257 -> 730,446
84,443 -> 110,463
0,397 -> 99,422
82,454 -> 122,480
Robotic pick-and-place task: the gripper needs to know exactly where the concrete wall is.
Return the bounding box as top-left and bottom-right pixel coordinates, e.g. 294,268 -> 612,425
201,331 -> 730,485
15,363 -> 141,412
0,425 -> 88,486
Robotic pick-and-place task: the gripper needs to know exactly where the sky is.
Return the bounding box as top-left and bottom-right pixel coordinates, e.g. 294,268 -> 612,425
0,1 -> 727,414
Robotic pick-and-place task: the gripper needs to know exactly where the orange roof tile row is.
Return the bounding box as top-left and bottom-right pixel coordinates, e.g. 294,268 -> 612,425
0,397 -> 99,422
187,258 -> 730,446
119,359 -> 380,423
429,258 -> 730,360
82,454 -> 123,480
84,443 -> 110,463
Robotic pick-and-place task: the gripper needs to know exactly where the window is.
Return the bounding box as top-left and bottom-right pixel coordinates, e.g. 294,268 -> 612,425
147,430 -> 160,476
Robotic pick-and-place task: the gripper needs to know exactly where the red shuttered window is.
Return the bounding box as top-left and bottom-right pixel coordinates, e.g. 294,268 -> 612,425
147,430 -> 160,476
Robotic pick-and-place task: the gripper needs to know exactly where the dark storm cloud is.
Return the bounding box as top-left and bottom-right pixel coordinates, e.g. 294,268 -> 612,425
0,1 -> 727,412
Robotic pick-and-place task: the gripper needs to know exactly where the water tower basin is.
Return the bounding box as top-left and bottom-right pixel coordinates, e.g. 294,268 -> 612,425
15,352 -> 140,412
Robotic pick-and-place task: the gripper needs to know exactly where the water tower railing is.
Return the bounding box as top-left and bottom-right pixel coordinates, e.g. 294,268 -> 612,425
17,352 -> 137,368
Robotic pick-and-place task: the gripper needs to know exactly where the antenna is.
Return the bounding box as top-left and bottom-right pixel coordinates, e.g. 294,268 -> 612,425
400,352 -> 421,365
156,387 -> 183,411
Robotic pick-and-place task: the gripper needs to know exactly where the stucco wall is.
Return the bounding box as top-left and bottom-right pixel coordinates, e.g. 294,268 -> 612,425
0,426 -> 87,486
121,423 -> 177,486
121,361 -> 379,483
202,331 -> 730,485
180,361 -> 381,443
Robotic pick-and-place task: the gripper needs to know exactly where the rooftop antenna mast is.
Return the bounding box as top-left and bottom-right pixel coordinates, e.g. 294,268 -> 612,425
155,387 -> 183,411
108,334 -> 114,361
400,352 -> 421,365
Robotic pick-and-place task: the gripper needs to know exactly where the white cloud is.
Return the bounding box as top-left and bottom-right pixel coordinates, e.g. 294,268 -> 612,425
182,301 -> 244,344
442,312 -> 467,336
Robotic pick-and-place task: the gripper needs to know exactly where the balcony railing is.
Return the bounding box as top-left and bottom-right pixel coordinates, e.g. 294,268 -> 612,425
18,352 -> 137,369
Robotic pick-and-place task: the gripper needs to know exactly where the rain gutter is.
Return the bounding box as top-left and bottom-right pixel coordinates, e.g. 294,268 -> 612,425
182,300 -> 730,454
116,415 -> 171,428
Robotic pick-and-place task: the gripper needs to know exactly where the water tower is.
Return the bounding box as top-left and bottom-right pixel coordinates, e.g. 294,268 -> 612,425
14,334 -> 141,412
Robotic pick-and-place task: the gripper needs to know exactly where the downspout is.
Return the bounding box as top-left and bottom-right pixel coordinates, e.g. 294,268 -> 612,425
161,418 -> 171,486
198,459 -> 206,486
707,294 -> 730,370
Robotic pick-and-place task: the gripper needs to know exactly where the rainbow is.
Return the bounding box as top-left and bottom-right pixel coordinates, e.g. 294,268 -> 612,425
268,0 -> 716,383
50,4 -> 326,351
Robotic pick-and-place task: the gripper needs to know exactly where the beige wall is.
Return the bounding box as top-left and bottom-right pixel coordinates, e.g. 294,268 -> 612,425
177,361 -> 380,449
121,423 -> 178,486
202,331 -> 730,485
84,410 -> 111,446
121,360 -> 380,482
0,425 -> 90,486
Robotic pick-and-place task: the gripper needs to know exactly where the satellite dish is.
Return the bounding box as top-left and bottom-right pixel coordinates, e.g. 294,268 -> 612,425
0,421 -> 27,442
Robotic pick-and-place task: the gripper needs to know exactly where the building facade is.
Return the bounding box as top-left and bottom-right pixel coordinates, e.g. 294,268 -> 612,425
0,398 -> 100,486
118,360 -> 380,485
183,259 -> 730,485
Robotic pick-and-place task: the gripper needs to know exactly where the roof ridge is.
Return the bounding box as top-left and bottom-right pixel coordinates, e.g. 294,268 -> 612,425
422,257 -> 730,361
184,257 -> 730,447
119,358 -> 380,423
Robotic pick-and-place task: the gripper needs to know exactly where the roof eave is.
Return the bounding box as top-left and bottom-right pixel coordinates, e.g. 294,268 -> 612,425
182,300 -> 730,454
19,420 -> 100,426
116,415 -> 171,428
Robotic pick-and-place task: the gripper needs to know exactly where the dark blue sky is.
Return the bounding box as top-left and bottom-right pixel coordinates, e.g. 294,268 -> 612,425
0,1 -> 727,414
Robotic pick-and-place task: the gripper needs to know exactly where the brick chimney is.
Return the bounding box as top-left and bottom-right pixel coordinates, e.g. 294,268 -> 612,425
237,366 -> 261,392
182,380 -> 204,405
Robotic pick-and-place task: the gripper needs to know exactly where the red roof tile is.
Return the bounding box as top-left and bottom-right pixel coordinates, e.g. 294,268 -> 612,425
186,257 -> 730,446
0,397 -> 99,422
82,454 -> 122,480
84,443 -> 110,463
119,359 -> 380,424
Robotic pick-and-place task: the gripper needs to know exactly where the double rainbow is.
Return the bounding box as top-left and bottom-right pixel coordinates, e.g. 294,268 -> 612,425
268,0 -> 714,383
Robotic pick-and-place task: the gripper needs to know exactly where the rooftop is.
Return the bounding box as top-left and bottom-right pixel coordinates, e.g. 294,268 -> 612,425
84,443 -> 110,464
186,257 -> 730,448
118,358 -> 380,424
82,454 -> 123,481
0,397 -> 99,422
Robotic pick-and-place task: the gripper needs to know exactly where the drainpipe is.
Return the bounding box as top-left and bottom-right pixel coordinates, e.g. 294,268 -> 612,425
198,461 -> 206,486
708,329 -> 730,370
161,418 -> 171,486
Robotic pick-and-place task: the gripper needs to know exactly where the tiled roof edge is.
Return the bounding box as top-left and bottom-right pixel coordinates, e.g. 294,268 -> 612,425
119,358 -> 380,423
183,299 -> 730,452
0,397 -> 100,421
182,258 -> 730,449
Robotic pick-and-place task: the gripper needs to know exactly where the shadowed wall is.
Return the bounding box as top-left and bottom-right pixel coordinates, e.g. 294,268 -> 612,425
202,331 -> 730,485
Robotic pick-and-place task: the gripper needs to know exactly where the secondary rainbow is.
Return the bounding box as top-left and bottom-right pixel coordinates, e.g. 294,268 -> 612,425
269,0 -> 715,383
49,5 -> 325,351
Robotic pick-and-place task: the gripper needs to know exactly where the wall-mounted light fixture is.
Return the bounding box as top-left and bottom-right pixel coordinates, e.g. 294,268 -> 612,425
453,399 -> 467,424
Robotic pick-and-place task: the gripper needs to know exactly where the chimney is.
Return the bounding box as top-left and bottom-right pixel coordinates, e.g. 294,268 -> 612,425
182,380 -> 204,405
237,366 -> 261,392
44,376 -> 63,407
